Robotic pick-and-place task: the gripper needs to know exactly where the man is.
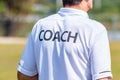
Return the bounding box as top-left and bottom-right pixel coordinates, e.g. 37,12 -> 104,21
17,0 -> 112,80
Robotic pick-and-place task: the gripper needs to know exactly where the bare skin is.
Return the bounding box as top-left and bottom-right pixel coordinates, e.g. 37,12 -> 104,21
17,71 -> 38,80
98,77 -> 111,80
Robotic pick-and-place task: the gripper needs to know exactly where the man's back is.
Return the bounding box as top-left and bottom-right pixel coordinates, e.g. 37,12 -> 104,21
30,8 -> 110,80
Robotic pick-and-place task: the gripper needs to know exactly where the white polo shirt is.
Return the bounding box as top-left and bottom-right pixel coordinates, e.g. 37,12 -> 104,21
18,8 -> 112,80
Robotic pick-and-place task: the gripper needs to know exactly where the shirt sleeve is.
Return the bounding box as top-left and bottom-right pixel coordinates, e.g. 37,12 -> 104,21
90,27 -> 112,80
17,26 -> 37,76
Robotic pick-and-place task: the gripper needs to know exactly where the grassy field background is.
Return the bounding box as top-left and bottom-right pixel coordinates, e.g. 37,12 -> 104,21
110,41 -> 120,80
0,41 -> 120,80
0,44 -> 24,80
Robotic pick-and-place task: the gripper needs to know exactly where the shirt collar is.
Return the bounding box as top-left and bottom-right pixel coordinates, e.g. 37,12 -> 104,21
58,8 -> 89,18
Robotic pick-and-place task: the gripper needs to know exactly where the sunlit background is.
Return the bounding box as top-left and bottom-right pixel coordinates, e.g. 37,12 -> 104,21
0,0 -> 120,80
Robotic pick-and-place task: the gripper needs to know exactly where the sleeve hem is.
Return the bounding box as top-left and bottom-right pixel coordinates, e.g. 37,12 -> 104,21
93,72 -> 112,80
17,65 -> 37,77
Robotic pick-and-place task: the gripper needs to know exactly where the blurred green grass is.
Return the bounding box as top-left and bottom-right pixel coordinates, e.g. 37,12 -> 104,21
110,41 -> 120,80
0,41 -> 120,80
0,44 -> 24,80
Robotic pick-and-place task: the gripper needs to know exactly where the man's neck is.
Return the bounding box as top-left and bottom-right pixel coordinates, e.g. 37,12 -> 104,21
64,5 -> 88,12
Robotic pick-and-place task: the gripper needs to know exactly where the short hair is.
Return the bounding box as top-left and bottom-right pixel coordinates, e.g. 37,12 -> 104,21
62,0 -> 82,7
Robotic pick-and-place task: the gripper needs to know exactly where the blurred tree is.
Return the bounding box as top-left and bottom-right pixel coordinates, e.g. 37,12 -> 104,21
36,0 -> 48,4
94,0 -> 102,9
0,1 -> 6,14
90,0 -> 120,14
0,0 -> 36,14
101,0 -> 119,13
0,0 -> 36,36
36,0 -> 58,14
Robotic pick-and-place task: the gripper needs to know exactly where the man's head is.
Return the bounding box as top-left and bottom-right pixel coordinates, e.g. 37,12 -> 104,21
62,0 -> 93,12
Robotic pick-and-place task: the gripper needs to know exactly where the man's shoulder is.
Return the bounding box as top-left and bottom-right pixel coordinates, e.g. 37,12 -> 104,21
37,14 -> 59,24
87,18 -> 106,31
88,18 -> 103,26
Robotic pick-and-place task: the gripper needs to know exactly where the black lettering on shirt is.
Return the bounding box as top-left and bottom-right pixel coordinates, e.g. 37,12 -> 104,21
44,30 -> 53,41
52,31 -> 60,42
67,31 -> 78,43
39,30 -> 44,41
61,31 -> 68,42
39,30 -> 78,43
